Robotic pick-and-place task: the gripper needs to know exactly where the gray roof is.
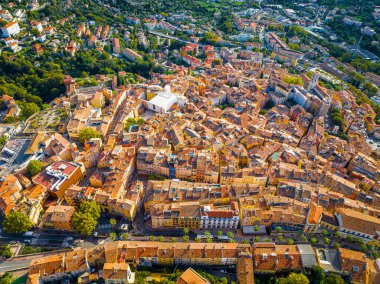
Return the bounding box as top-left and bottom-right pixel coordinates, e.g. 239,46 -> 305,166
297,244 -> 318,267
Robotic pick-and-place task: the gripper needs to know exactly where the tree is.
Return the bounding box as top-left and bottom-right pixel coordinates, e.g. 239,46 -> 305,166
321,229 -> 328,237
334,231 -> 341,238
78,127 -> 100,144
334,242 -> 341,248
2,212 -> 32,233
0,272 -> 12,284
275,227 -> 282,233
226,231 -> 234,239
171,237 -> 177,243
204,231 -> 211,238
72,212 -> 98,236
287,238 -> 294,245
205,237 -> 212,243
79,201 -> 101,220
324,274 -> 344,284
0,136 -> 7,149
254,236 -> 260,242
109,232 -> 117,240
323,238 -> 330,245
72,200 -> 101,236
254,225 -> 260,232
27,160 -> 42,177
18,101 -> 40,120
278,273 -> 309,284
301,235 -> 307,242
121,233 -> 129,240
195,237 -> 201,243
183,228 -> 189,235
109,218 -> 117,228
217,230 -> 223,237
149,235 -> 155,241
310,237 -> 317,246
182,235 -> 189,242
278,235 -> 284,242
310,266 -> 325,284
242,239 -> 249,244
1,245 -> 13,259
372,250 -> 379,259
157,236 -> 164,242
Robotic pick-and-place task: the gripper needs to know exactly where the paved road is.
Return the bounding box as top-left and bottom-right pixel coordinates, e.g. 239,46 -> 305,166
0,259 -> 30,273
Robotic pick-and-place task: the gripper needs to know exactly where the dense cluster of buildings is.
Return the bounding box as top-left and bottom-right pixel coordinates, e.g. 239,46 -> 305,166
26,241 -> 380,284
0,0 -> 379,283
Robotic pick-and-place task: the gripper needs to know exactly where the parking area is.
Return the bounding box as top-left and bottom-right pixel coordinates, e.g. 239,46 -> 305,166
0,138 -> 31,172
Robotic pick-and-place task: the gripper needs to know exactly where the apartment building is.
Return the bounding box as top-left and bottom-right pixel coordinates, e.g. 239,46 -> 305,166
33,161 -> 84,199
200,202 -> 240,229
40,205 -> 76,231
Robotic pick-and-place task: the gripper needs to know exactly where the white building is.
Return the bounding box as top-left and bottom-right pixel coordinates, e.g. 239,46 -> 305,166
1,22 -> 20,38
200,203 -> 240,229
146,85 -> 187,114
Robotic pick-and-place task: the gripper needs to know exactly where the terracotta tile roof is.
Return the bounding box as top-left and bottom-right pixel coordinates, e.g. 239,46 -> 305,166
307,202 -> 323,225
336,207 -> 380,236
176,268 -> 209,284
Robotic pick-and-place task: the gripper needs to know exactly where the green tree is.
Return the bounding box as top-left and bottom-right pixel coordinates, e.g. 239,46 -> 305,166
18,101 -> 40,120
334,242 -> 341,248
226,231 -> 234,239
182,235 -> 189,242
171,237 -> 177,243
149,235 -> 155,241
310,237 -> 317,246
72,212 -> 98,236
79,201 -> 101,220
275,226 -> 282,233
278,235 -> 284,242
321,229 -> 328,236
2,212 -> 32,233
109,218 -> 117,227
0,136 -> 7,149
254,236 -> 260,242
204,231 -> 211,238
27,160 -> 42,177
78,127 -> 100,144
183,228 -> 189,235
157,236 -> 164,242
324,274 -> 344,284
121,233 -> 129,240
242,239 -> 249,244
72,197 -> 101,237
301,235 -> 307,242
287,238 -> 294,245
0,272 -> 12,284
1,245 -> 13,259
195,237 -> 201,243
278,272 -> 309,284
323,238 -> 330,245
110,232 -> 117,240
217,230 -> 223,237
310,266 -> 325,284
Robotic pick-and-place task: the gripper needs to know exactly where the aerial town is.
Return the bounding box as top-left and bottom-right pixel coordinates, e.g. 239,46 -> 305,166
0,0 -> 380,283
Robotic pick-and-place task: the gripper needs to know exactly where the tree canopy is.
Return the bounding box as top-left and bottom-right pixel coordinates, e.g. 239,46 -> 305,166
27,160 -> 43,177
72,201 -> 101,236
78,127 -> 101,144
2,212 -> 32,233
278,273 -> 310,284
